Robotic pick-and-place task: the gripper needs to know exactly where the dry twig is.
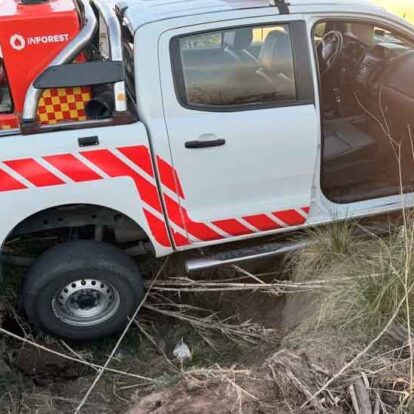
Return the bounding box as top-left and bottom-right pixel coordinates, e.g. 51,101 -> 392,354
302,281 -> 414,408
0,327 -> 154,381
74,258 -> 169,413
144,302 -> 275,344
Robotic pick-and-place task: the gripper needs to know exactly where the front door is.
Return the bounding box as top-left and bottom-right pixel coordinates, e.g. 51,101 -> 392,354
160,18 -> 319,245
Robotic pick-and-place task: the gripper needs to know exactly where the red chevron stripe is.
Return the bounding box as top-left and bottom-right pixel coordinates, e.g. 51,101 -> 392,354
118,146 -> 155,177
4,158 -> 64,187
243,214 -> 281,232
212,218 -> 253,237
44,154 -> 102,183
172,231 -> 191,247
0,145 -> 311,250
81,149 -> 172,247
81,149 -> 163,213
143,209 -> 171,247
157,156 -> 185,199
183,209 -> 223,241
163,193 -> 222,241
163,194 -> 186,229
273,209 -> 307,226
0,168 -> 27,191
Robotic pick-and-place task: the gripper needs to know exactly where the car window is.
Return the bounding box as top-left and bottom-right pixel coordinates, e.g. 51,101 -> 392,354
374,27 -> 406,44
180,32 -> 223,50
172,24 -> 297,109
0,49 -> 13,114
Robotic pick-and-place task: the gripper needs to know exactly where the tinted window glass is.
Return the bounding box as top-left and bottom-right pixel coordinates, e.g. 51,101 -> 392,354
175,24 -> 297,108
0,49 -> 13,114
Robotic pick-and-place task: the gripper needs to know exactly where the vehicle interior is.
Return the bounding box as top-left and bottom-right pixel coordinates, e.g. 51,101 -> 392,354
315,20 -> 414,203
0,56 -> 13,114
178,25 -> 297,107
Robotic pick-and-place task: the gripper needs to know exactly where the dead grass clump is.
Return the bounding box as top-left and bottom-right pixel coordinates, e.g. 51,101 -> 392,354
287,220 -> 362,282
144,300 -> 278,346
265,349 -> 335,411
350,221 -> 414,331
283,212 -> 414,411
285,216 -> 414,330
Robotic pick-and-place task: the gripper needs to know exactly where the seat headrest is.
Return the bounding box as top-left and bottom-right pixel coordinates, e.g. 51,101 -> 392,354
258,30 -> 292,74
224,28 -> 253,51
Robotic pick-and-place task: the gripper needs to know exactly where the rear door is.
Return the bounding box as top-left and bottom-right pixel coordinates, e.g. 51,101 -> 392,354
159,17 -> 318,246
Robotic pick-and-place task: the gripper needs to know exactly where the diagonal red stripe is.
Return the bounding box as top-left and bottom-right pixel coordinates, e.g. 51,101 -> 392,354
157,156 -> 185,199
118,146 -> 155,177
43,154 -> 102,183
0,168 -> 27,191
4,158 -> 64,187
164,194 -> 186,229
163,193 -> 221,241
143,209 -> 171,247
172,231 -> 191,247
183,208 -> 222,241
212,218 -> 252,237
273,209 -> 307,226
243,214 -> 281,232
81,150 -> 162,213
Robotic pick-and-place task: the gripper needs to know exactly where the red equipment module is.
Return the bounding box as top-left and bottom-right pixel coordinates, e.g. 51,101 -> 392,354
0,0 -> 81,115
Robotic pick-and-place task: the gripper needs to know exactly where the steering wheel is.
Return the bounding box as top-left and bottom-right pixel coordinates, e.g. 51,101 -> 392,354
317,30 -> 344,76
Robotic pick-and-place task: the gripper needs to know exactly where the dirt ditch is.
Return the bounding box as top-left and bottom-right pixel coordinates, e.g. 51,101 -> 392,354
0,239 -> 412,414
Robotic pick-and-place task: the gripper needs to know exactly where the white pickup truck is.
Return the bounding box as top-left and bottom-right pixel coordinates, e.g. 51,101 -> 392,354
0,0 -> 413,340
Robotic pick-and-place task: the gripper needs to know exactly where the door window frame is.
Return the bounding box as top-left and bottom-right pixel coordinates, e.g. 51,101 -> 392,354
311,15 -> 414,205
169,20 -> 315,113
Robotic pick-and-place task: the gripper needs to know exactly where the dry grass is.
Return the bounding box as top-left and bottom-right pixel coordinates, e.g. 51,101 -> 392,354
285,213 -> 414,411
375,0 -> 414,23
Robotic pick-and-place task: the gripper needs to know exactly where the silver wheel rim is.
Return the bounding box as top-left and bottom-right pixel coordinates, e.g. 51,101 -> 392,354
52,279 -> 120,327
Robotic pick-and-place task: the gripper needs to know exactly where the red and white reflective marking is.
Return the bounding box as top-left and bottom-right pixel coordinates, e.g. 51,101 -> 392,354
0,145 -> 310,248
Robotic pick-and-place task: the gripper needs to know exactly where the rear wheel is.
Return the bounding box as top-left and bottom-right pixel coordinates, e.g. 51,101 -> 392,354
22,241 -> 144,341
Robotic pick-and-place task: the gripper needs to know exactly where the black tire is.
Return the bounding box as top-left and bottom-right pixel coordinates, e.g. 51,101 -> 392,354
22,241 -> 144,341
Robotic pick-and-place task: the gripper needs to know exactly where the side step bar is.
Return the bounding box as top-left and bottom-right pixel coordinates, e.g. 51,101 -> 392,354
185,241 -> 308,272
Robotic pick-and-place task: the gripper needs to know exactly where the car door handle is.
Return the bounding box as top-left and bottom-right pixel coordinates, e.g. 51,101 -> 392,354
78,136 -> 99,147
185,138 -> 226,149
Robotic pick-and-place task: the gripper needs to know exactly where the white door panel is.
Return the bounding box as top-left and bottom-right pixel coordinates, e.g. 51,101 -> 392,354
160,19 -> 319,244
166,106 -> 318,220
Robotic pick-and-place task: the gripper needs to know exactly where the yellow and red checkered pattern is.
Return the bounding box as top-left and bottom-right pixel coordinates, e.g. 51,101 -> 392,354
0,114 -> 19,130
37,86 -> 92,125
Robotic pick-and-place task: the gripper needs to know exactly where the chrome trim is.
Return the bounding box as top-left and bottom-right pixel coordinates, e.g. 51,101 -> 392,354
0,128 -> 21,138
22,0 -> 98,122
31,117 -> 113,131
91,0 -> 127,112
185,241 -> 308,272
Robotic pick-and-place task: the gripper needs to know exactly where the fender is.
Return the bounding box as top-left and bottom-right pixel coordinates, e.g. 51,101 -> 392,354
0,177 -> 173,257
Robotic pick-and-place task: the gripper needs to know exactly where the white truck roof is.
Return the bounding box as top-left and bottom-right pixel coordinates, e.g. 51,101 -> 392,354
119,0 -> 385,32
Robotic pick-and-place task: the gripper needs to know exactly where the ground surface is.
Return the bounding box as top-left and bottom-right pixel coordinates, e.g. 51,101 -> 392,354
0,241 -> 413,414
0,259 -> 289,413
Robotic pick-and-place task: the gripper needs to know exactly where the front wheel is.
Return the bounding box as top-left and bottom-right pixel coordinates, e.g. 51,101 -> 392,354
22,241 -> 145,341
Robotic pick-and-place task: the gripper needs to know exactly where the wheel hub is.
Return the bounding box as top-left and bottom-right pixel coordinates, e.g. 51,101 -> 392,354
52,279 -> 120,327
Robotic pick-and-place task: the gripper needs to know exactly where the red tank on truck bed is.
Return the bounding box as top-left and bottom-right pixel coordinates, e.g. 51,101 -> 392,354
0,0 -> 83,126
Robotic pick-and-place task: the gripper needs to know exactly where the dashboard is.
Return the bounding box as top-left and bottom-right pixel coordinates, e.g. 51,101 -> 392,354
340,34 -> 412,91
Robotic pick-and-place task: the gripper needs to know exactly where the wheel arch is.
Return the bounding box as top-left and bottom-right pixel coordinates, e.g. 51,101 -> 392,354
1,202 -> 155,253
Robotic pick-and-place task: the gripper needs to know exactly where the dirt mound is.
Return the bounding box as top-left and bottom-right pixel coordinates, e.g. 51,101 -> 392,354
12,345 -> 87,386
127,383 -> 235,414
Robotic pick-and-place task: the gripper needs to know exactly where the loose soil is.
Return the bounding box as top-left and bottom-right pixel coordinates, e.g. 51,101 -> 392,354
0,256 -> 404,413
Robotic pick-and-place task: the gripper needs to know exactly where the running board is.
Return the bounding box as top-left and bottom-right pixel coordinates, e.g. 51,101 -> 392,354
185,241 -> 308,272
